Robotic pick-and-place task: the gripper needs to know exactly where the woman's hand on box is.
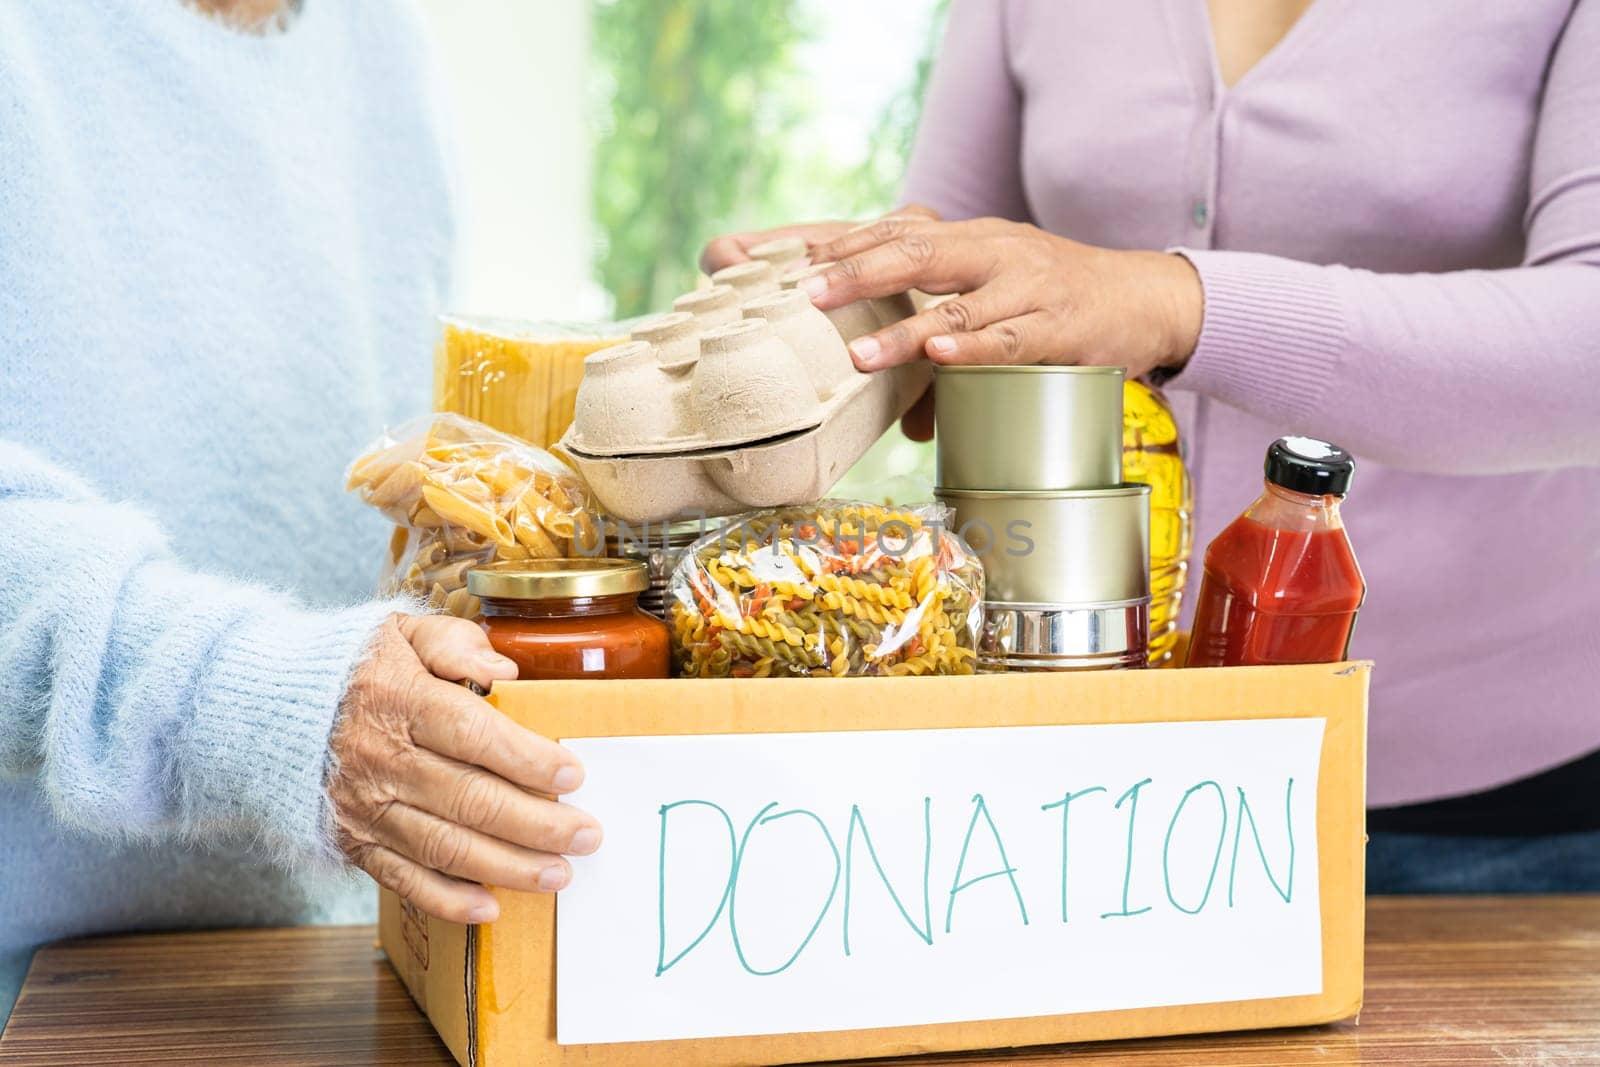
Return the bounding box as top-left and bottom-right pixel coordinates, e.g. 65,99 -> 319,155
800,216 -> 1204,380
329,614 -> 601,924
698,204 -> 942,275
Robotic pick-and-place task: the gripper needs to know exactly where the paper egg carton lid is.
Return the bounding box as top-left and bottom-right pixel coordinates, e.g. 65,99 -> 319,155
563,317 -> 821,458
563,358 -> 932,522
563,278 -> 918,458
559,276 -> 928,522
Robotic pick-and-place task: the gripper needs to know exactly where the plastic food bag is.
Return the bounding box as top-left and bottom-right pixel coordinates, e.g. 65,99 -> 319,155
669,502 -> 983,678
346,413 -> 598,618
434,314 -> 626,449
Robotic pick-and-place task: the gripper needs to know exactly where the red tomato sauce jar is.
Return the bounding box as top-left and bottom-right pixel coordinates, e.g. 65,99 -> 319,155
1186,437 -> 1365,668
466,559 -> 670,680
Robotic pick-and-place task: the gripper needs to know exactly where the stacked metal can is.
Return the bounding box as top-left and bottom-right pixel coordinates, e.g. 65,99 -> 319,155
934,366 -> 1151,671
601,518 -> 708,619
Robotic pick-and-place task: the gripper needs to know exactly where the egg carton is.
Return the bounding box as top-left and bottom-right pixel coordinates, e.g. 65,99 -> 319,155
559,258 -> 930,522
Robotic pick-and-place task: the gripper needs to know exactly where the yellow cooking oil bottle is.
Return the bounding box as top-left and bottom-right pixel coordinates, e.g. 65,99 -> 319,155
1122,380 -> 1193,666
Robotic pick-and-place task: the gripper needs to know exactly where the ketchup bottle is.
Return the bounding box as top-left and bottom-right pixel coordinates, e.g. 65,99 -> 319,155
1186,437 -> 1365,667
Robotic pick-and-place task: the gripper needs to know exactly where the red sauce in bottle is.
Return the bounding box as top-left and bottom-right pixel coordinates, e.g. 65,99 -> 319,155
1186,438 -> 1365,668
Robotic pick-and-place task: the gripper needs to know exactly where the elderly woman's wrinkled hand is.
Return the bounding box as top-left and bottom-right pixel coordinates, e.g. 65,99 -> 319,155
799,216 -> 1204,380
329,614 -> 600,924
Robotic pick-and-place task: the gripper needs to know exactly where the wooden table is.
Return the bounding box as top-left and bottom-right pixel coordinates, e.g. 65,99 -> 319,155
2,897 -> 1597,1066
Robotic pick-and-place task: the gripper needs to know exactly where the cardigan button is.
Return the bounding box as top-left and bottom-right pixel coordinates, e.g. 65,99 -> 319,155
1191,200 -> 1209,227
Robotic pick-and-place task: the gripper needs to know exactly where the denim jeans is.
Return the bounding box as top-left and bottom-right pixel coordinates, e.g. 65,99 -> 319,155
1367,829 -> 1600,893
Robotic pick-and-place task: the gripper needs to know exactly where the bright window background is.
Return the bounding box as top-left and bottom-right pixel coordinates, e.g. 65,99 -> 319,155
416,0 -> 603,319
418,0 -> 947,500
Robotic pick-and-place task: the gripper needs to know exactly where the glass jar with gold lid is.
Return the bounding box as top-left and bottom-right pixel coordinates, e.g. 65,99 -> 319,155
466,558 -> 670,681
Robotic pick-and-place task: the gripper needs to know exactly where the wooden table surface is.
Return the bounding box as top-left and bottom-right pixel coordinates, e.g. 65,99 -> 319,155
2,896 -> 1597,1066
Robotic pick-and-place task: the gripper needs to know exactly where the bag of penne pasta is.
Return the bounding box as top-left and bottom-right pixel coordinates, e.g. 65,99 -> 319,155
346,413 -> 598,619
669,502 -> 983,678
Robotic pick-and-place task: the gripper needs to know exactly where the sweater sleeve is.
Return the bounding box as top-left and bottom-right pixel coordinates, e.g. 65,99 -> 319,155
1169,0 -> 1600,475
901,0 -> 1031,223
0,441 -> 402,867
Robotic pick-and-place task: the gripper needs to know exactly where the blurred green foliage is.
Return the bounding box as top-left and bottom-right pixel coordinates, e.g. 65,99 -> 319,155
592,0 -> 799,318
590,0 -> 948,501
591,0 -> 946,319
852,0 -> 948,218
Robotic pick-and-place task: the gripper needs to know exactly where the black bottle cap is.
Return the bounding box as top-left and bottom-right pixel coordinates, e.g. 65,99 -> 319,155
1264,436 -> 1354,497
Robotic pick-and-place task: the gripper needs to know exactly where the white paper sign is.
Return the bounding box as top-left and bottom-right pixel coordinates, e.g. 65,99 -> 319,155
557,718 -> 1325,1045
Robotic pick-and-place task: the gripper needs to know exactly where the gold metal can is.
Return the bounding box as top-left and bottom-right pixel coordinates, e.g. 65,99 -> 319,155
935,484 -> 1151,606
934,365 -> 1125,491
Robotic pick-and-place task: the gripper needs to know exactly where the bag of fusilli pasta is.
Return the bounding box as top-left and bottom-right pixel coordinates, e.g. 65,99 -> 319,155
668,502 -> 983,678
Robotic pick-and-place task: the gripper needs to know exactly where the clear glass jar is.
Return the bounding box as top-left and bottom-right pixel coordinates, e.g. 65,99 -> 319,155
466,559 -> 670,680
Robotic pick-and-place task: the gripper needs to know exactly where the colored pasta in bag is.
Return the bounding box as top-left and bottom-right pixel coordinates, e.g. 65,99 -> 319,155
346,413 -> 599,618
669,503 -> 983,678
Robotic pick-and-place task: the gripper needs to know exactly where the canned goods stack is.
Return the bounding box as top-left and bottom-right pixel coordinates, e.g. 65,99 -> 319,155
933,366 -> 1152,671
603,518 -> 710,619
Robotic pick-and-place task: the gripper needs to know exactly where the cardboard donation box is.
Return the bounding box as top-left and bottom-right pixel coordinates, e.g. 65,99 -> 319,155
380,662 -> 1369,1066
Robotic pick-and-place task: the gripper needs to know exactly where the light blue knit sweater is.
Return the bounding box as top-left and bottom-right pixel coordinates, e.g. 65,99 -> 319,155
0,1 -> 455,1022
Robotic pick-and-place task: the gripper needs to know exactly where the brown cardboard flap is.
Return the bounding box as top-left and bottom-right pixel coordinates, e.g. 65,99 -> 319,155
380,885 -> 474,1064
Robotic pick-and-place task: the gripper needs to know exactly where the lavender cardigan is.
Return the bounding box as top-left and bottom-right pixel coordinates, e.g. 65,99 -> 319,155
904,0 -> 1600,805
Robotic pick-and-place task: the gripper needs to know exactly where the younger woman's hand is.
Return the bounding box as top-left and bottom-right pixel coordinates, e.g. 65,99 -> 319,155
700,220 -> 854,275
699,204 -> 942,275
329,614 -> 601,924
800,216 -> 1204,379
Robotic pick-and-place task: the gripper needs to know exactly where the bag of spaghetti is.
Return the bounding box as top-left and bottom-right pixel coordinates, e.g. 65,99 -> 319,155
345,413 -> 598,619
669,502 -> 982,678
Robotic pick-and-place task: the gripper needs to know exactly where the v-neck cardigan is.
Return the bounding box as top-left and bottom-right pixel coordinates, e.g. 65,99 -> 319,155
903,0 -> 1600,805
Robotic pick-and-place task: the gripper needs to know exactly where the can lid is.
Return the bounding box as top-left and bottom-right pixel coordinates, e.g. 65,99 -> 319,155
1265,436 -> 1354,496
933,365 -> 1124,376
467,558 -> 648,600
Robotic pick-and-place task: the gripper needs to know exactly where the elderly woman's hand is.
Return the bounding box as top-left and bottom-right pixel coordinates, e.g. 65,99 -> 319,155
329,614 -> 599,924
799,216 -> 1204,379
